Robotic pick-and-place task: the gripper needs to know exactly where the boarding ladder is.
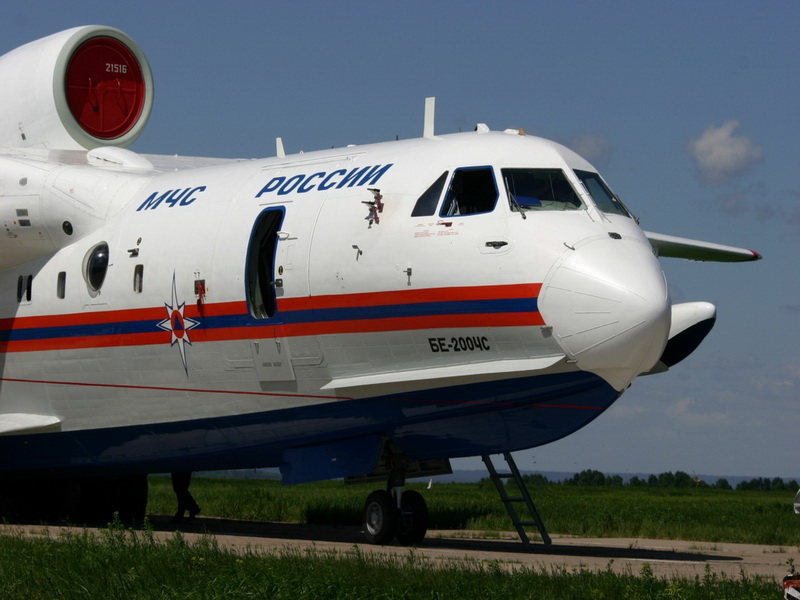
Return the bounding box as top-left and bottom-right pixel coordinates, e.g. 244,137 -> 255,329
481,453 -> 552,546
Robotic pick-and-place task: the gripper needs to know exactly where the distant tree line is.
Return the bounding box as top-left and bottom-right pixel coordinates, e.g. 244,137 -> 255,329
513,470 -> 799,491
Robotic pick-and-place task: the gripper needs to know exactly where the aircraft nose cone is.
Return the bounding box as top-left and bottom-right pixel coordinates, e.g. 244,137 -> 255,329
538,235 -> 671,390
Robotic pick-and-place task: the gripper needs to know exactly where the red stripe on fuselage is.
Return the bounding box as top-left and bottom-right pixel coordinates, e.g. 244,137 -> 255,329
283,283 -> 543,311
0,306 -> 166,330
0,283 -> 543,352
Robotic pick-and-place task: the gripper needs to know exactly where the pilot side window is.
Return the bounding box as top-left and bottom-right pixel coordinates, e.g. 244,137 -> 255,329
440,167 -> 498,216
411,172 -> 448,217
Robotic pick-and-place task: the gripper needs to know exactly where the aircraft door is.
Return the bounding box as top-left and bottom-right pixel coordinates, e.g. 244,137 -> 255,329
246,208 -> 284,320
245,207 -> 296,381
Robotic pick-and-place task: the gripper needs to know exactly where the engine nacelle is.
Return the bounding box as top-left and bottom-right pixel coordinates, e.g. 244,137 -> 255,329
0,26 -> 153,150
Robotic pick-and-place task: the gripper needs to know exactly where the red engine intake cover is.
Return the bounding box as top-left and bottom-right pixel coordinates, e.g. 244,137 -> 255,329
64,36 -> 146,140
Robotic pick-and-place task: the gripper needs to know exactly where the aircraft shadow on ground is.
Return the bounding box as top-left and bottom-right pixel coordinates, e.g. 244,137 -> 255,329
148,515 -> 741,564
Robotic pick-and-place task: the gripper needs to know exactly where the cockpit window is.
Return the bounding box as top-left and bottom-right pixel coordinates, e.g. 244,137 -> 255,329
440,167 -> 498,216
574,170 -> 631,218
501,169 -> 583,212
411,171 -> 448,216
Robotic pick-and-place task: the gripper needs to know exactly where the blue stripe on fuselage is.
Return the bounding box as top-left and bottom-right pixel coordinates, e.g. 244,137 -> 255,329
2,296 -> 538,343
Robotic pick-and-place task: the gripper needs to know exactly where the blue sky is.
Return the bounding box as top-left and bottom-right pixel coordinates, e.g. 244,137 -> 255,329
4,1 -> 798,479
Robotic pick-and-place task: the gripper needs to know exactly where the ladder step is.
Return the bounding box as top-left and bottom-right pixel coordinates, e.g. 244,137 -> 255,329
482,453 -> 551,546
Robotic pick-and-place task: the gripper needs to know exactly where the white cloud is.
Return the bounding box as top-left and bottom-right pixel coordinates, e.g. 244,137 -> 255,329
787,201 -> 800,225
714,190 -> 749,216
712,183 -> 766,217
688,120 -> 762,185
565,133 -> 613,168
665,397 -> 730,428
706,184 -> 800,224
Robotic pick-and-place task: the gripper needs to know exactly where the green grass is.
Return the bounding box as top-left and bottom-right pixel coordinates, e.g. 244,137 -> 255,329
0,520 -> 781,600
147,476 -> 800,545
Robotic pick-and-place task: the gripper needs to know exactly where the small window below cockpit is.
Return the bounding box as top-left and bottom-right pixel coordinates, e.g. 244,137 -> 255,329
440,167 -> 498,216
502,168 -> 583,212
411,171 -> 448,217
17,274 -> 32,303
57,272 -> 66,299
574,170 -> 631,218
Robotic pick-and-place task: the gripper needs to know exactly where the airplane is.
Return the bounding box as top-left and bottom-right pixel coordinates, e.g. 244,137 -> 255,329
0,25 -> 760,545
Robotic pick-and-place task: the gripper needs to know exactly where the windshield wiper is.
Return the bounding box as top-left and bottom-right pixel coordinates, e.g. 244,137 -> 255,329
505,178 -> 527,220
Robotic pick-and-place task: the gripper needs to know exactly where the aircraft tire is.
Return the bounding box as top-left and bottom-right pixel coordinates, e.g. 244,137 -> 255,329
395,489 -> 428,546
362,489 -> 396,545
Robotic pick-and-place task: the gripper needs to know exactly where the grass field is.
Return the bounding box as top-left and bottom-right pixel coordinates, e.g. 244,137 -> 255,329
1,476 -> 797,598
147,476 -> 800,545
0,520 -> 782,600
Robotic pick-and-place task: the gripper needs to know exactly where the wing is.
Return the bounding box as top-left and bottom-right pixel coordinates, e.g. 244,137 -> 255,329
645,231 -> 762,262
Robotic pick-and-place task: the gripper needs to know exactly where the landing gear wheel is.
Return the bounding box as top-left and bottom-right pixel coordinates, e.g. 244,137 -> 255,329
362,490 -> 396,545
395,489 -> 428,546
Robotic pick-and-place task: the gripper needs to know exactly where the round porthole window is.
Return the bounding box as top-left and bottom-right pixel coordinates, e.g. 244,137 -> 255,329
85,242 -> 110,292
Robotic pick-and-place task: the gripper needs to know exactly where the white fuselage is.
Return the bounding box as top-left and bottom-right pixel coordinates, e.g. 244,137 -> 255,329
0,130 -> 670,477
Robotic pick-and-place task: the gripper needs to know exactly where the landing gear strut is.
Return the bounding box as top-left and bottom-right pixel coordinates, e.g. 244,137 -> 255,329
360,448 -> 429,546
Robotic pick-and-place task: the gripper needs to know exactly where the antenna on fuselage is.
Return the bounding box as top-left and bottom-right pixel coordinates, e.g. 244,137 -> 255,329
423,97 -> 435,138
276,137 -> 286,158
